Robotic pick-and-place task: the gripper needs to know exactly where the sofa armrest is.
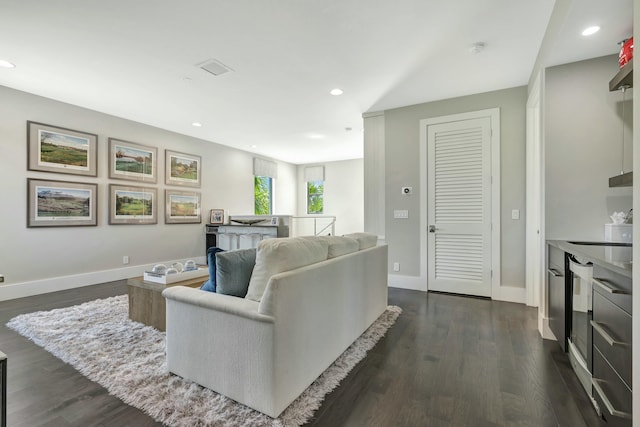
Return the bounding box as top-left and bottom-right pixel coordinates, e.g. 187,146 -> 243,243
162,286 -> 273,323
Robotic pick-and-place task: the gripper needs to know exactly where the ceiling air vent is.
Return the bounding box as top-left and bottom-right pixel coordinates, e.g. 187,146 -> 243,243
198,59 -> 233,76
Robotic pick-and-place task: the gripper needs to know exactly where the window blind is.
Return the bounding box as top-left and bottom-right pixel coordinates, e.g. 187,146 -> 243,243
304,165 -> 324,182
253,158 -> 278,178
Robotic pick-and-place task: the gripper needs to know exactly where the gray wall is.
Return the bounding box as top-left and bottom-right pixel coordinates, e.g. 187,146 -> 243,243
296,159 -> 364,236
380,86 -> 527,287
545,55 -> 633,240
0,85 -> 297,295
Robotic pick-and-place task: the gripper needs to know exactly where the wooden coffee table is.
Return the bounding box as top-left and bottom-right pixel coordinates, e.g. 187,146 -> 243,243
127,275 -> 206,331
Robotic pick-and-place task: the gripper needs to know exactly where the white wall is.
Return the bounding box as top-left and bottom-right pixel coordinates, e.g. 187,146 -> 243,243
295,159 -> 364,236
366,87 -> 527,296
545,55 -> 633,240
0,85 -> 297,300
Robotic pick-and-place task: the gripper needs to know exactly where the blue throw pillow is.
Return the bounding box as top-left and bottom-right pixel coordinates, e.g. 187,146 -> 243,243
215,248 -> 256,297
200,247 -> 224,292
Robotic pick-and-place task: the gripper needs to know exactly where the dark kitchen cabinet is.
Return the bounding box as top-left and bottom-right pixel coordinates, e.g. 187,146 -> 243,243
547,244 -> 569,352
591,265 -> 633,426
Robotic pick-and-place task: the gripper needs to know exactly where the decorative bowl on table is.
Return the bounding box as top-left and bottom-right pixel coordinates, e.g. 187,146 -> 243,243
231,219 -> 266,225
151,264 -> 167,274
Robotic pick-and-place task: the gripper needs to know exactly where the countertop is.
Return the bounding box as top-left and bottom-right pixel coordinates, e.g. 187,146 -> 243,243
547,240 -> 632,278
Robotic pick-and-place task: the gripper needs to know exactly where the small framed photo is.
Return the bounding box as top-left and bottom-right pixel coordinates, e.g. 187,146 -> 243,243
270,217 -> 279,225
109,184 -> 157,225
210,209 -> 224,225
27,178 -> 98,227
108,138 -> 157,183
27,121 -> 98,177
165,190 -> 201,224
165,150 -> 201,187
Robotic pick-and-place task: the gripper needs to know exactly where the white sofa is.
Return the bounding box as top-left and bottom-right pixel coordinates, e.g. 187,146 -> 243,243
162,234 -> 388,418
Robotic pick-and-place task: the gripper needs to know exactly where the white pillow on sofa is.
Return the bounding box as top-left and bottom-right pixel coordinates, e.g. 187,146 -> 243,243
300,235 -> 359,259
342,232 -> 378,250
245,237 -> 330,302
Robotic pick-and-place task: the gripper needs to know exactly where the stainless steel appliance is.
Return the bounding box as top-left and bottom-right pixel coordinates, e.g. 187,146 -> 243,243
567,255 -> 597,410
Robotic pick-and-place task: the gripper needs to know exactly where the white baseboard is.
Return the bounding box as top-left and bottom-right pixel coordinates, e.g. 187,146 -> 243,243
388,274 -> 427,292
0,256 -> 207,301
389,275 -> 526,304
492,285 -> 526,304
538,314 -> 557,340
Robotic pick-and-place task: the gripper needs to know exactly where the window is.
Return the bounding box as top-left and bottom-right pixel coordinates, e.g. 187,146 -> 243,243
254,176 -> 272,215
307,180 -> 324,214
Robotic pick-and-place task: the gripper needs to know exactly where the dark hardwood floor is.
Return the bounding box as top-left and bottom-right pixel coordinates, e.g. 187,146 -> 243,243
0,282 -> 603,426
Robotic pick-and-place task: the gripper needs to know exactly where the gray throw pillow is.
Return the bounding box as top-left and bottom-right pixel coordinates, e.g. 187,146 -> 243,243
215,248 -> 257,297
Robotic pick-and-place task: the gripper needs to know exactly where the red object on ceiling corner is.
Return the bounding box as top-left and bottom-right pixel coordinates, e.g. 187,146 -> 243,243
619,37 -> 634,68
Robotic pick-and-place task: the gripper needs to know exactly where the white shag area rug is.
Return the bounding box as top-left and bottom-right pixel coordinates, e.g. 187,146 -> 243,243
7,295 -> 401,427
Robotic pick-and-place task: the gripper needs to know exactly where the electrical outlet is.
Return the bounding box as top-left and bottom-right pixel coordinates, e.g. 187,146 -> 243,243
123,255 -> 130,265
393,262 -> 400,272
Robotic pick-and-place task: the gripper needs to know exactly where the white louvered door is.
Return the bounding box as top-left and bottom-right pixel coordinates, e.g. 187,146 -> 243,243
427,117 -> 492,297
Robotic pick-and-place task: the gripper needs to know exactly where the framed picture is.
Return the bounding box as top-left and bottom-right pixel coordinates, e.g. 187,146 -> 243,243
165,190 -> 201,224
108,184 -> 157,225
210,209 -> 224,225
27,178 -> 98,227
108,138 -> 157,183
165,150 -> 201,187
27,121 -> 98,176
270,217 -> 279,225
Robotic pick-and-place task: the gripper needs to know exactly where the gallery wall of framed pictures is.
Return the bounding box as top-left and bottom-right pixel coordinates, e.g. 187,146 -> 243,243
25,120 -> 204,227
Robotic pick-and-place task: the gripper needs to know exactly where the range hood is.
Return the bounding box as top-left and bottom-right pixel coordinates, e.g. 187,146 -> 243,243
608,58 -> 633,188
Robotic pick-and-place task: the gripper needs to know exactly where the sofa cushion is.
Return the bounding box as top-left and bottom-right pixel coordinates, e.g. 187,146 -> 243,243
215,248 -> 256,298
200,247 -> 224,292
300,235 -> 359,259
343,232 -> 378,250
245,237 -> 329,302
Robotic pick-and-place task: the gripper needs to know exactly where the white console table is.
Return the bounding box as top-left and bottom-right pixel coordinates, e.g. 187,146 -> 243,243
216,224 -> 280,250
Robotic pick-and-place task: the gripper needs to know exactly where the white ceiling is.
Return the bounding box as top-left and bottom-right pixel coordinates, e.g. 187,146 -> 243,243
0,0 -> 633,164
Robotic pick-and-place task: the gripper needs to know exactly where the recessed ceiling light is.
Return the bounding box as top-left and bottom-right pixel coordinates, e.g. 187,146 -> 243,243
192,122 -> 202,127
582,26 -> 600,36
307,133 -> 326,139
330,88 -> 343,96
251,145 -> 258,149
0,60 -> 15,69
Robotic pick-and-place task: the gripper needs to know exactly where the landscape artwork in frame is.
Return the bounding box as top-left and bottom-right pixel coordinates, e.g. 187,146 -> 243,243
27,178 -> 98,227
165,150 -> 201,187
27,121 -> 98,176
109,138 -> 157,183
210,209 -> 224,225
165,190 -> 201,224
109,184 -> 157,225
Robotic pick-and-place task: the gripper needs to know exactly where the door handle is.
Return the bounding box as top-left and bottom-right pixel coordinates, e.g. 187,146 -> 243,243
590,321 -> 628,347
592,378 -> 632,419
547,268 -> 562,277
592,278 -> 629,295
428,225 -> 437,233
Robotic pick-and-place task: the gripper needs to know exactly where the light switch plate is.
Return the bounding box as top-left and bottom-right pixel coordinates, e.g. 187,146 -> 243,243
394,210 -> 409,219
511,209 -> 520,220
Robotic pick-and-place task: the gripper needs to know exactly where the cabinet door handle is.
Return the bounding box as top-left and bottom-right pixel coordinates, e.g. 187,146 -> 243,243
590,321 -> 627,346
592,278 -> 629,295
547,268 -> 562,277
592,378 -> 632,420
